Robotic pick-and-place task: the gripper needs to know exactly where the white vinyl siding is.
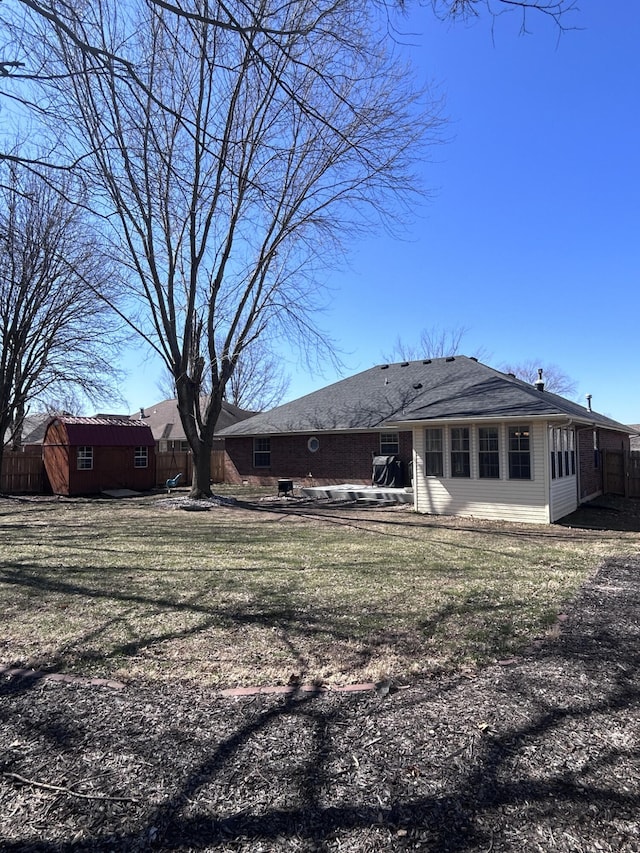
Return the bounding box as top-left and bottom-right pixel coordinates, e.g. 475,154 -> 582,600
549,475 -> 578,521
413,422 -> 549,524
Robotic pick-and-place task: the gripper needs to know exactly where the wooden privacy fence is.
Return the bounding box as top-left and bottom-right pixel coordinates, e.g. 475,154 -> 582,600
0,449 -> 44,494
155,450 -> 225,486
603,450 -> 640,498
1,448 -> 227,494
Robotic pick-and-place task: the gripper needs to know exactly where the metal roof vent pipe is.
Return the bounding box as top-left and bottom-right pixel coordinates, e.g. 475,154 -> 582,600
534,368 -> 545,392
586,394 -> 592,411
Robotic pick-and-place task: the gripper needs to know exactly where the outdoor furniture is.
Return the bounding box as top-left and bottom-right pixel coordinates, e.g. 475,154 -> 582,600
278,479 -> 294,497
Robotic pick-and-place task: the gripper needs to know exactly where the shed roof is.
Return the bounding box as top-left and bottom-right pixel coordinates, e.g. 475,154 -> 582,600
218,356 -> 633,437
44,416 -> 155,447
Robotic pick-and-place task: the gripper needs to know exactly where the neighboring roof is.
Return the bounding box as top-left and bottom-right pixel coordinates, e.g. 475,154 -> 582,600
44,416 -> 155,447
218,356 -> 633,437
137,398 -> 255,442
15,414 -> 50,445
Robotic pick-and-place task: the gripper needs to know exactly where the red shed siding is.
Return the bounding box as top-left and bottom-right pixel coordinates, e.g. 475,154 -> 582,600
577,426 -> 629,500
43,417 -> 156,496
224,431 -> 413,486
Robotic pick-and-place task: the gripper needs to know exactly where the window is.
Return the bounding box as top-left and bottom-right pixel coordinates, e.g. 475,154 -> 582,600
424,428 -> 443,476
551,428 -> 575,479
254,437 -> 271,468
478,427 -> 500,479
380,432 -> 399,455
450,427 -> 470,478
134,446 -> 148,468
307,436 -> 320,453
77,446 -> 93,470
509,426 -> 531,480
551,428 -> 562,478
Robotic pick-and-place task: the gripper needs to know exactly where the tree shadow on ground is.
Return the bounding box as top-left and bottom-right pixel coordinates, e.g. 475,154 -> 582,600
1,558 -> 639,852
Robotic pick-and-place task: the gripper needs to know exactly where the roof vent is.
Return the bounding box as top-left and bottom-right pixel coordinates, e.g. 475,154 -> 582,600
423,359 -> 432,365
534,368 -> 545,392
380,364 -> 389,370
401,362 -> 409,367
470,356 -> 478,362
412,382 -> 423,390
445,356 -> 455,362
586,394 -> 592,412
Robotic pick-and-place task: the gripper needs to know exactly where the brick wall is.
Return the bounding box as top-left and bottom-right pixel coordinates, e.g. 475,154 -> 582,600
224,431 -> 413,486
578,426 -> 629,500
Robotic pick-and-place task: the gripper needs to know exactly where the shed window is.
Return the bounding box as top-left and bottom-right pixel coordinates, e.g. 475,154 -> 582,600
509,426 -> 531,480
424,428 -> 443,476
77,446 -> 93,470
380,432 -> 399,455
478,427 -> 500,479
254,437 -> 271,468
134,446 -> 148,468
450,427 -> 470,478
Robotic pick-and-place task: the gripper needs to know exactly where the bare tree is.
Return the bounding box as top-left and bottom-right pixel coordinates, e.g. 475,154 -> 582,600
0,164 -> 123,474
500,359 -> 578,397
156,338 -> 289,412
0,0 -> 579,173
384,325 -> 489,362
224,339 -> 290,412
9,0 -> 445,497
429,0 -> 578,31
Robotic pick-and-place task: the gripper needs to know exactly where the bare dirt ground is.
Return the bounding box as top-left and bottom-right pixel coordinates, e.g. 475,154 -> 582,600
1,499 -> 639,852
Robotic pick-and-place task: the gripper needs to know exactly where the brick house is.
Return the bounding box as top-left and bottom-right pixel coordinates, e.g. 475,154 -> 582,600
219,356 -> 633,524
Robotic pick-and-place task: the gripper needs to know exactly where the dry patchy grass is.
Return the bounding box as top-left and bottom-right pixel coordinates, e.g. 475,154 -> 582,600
1,493 -> 637,689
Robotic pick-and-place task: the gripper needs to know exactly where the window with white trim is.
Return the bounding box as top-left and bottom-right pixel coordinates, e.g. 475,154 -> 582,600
134,446 -> 148,468
254,437 -> 271,468
508,426 -> 531,480
77,446 -> 93,470
550,427 -> 575,479
478,427 -> 500,479
380,432 -> 399,455
450,427 -> 470,478
425,428 -> 443,476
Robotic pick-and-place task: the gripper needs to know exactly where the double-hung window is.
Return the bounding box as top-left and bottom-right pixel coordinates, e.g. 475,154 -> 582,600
134,446 -> 148,468
478,427 -> 500,479
424,428 -> 443,476
254,437 -> 271,468
450,427 -> 470,478
77,446 -> 93,470
509,426 -> 531,480
380,432 -> 399,455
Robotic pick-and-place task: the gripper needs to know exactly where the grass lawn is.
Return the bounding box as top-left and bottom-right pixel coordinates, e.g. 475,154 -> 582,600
1,492 -> 637,689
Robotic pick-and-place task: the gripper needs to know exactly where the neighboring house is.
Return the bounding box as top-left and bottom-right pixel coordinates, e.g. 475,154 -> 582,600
219,356 -> 633,524
630,425 -> 640,451
43,416 -> 156,496
137,398 -> 255,451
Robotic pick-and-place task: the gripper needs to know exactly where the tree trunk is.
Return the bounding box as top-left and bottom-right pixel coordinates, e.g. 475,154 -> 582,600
190,441 -> 213,499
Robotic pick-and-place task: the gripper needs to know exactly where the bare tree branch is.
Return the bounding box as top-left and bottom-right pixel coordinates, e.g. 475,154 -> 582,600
0,164 -> 124,464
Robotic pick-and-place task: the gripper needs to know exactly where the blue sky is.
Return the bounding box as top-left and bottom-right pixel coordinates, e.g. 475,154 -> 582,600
120,1 -> 639,424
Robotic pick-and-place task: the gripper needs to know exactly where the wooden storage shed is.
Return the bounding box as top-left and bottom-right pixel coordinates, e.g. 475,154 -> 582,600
43,416 -> 156,496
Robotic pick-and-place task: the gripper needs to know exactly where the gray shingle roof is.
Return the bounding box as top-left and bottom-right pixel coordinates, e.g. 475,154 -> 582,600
139,398 -> 255,442
218,356 -> 633,437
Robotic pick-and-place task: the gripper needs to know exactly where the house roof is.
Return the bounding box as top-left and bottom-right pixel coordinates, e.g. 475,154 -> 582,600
44,416 -> 156,447
138,398 -> 255,442
218,356 -> 633,437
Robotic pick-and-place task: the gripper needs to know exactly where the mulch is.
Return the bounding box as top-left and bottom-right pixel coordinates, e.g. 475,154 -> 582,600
1,547 -> 640,850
